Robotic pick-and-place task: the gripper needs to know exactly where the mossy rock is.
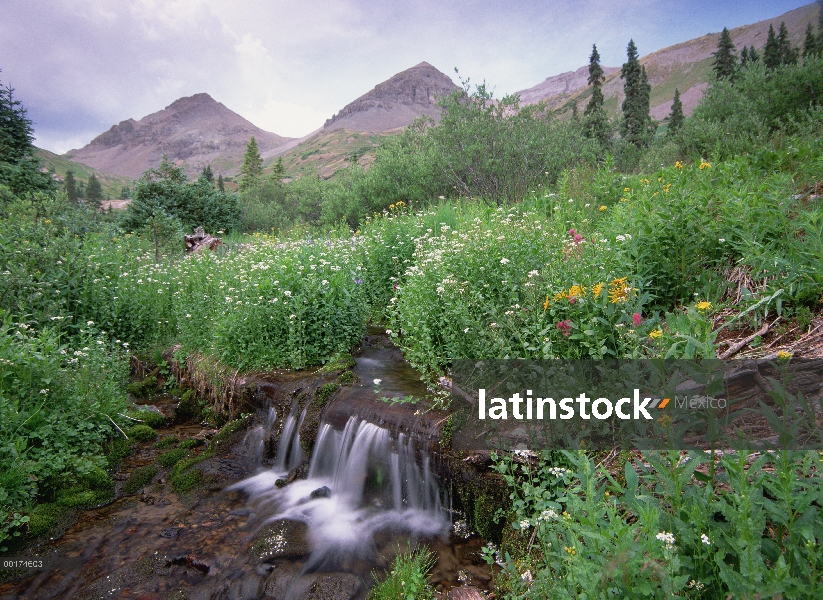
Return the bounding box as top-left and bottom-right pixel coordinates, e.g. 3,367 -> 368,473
154,436 -> 179,450
315,383 -> 340,407
56,487 -> 112,509
127,424 -> 158,442
137,410 -> 166,429
174,389 -> 203,422
213,415 -> 252,443
318,352 -> 356,374
473,493 -> 505,543
178,438 -> 203,450
170,470 -> 201,495
157,448 -> 189,468
123,465 -> 159,494
126,375 -> 158,397
26,503 -> 73,538
104,437 -> 136,469
79,467 -> 113,490
337,370 -> 356,385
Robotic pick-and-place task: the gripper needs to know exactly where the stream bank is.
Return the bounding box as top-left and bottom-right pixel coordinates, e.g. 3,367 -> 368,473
0,329 -> 503,600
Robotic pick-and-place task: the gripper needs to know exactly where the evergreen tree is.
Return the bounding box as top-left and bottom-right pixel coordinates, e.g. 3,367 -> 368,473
764,25 -> 781,69
620,40 -> 653,147
240,136 -> 262,191
741,46 -> 750,64
804,22 -> 818,59
200,164 -> 214,183
712,27 -> 738,80
584,44 -> 610,146
270,156 -> 286,182
667,88 -> 684,136
777,21 -> 798,65
0,71 -> 54,194
64,170 -> 77,204
217,174 -> 225,192
749,45 -> 760,63
569,99 -> 578,121
76,180 -> 85,199
86,174 -> 104,210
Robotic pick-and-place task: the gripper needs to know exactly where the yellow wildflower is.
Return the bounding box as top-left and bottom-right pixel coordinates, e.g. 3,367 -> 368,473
599,205 -> 607,211
675,161 -> 684,169
777,350 -> 793,360
564,546 -> 577,556
696,301 -> 712,311
608,277 -> 631,304
624,187 -> 631,192
591,282 -> 604,297
658,177 -> 663,182
567,285 -> 586,299
619,197 -> 628,203
699,161 -> 711,170
553,289 -> 569,302
649,329 -> 663,339
543,295 -> 550,312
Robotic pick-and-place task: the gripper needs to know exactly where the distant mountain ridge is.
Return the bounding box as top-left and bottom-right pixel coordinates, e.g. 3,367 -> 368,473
517,3 -> 818,120
323,62 -> 459,132
65,93 -> 293,179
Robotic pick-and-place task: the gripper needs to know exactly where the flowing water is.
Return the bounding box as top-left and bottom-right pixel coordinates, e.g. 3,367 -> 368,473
0,330 -> 491,599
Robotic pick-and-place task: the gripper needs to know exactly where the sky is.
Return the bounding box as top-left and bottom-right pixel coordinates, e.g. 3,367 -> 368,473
1,0 -> 813,154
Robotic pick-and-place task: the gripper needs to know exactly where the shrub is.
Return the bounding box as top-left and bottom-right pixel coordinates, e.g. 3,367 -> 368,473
127,425 -> 158,442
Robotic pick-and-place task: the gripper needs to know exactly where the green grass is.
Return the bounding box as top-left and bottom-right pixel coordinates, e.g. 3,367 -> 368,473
369,546 -> 437,600
123,465 -> 158,494
36,148 -> 133,199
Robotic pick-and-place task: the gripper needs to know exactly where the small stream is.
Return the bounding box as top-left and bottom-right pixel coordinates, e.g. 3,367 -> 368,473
0,330 -> 492,600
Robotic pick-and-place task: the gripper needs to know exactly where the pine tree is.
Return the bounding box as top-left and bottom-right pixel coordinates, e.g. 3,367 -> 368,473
764,25 -> 781,70
86,174 -> 104,210
240,136 -> 262,191
584,44 -> 610,146
749,45 -> 760,63
200,164 -> 214,183
620,40 -> 652,147
804,23 -> 817,59
64,170 -> 77,204
741,46 -> 750,64
0,77 -> 34,163
712,27 -> 738,80
76,180 -> 85,199
777,21 -> 798,65
667,88 -> 684,136
271,157 -> 286,182
217,174 -> 225,192
569,99 -> 578,121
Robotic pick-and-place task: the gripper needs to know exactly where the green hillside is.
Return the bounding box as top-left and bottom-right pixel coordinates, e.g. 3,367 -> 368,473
36,148 -> 134,199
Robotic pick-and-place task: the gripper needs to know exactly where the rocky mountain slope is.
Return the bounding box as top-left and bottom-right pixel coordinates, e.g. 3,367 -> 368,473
323,62 -> 459,132
518,3 -> 818,120
65,93 -> 293,179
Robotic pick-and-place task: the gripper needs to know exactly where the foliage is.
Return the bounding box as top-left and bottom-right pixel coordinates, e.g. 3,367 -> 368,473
584,44 -> 611,147
667,88 -> 684,136
490,446 -> 823,599
620,40 -> 654,148
121,156 -> 240,235
712,27 -> 738,81
240,136 -> 263,191
368,545 -> 437,600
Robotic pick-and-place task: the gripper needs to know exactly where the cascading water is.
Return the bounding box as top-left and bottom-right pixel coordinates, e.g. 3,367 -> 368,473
230,415 -> 449,572
274,404 -> 306,474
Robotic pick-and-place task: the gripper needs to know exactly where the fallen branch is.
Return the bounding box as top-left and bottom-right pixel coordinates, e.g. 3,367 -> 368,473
718,318 -> 778,359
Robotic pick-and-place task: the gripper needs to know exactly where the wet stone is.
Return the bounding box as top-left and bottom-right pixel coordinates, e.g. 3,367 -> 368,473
449,586 -> 485,600
159,527 -> 185,538
263,562 -> 303,598
300,572 -> 363,600
310,485 -> 331,499
251,519 -> 310,561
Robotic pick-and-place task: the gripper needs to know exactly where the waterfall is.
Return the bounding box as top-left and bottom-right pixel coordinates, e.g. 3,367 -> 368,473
230,415 -> 449,571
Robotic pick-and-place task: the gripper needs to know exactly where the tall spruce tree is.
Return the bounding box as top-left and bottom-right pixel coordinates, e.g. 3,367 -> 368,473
64,170 -> 77,203
777,21 -> 798,65
764,25 -> 781,69
584,44 -> 610,146
217,174 -> 225,192
741,46 -> 750,64
240,136 -> 262,191
667,88 -> 684,136
712,27 -> 738,80
804,23 -> 817,59
86,174 -> 104,210
620,39 -> 652,147
200,164 -> 214,183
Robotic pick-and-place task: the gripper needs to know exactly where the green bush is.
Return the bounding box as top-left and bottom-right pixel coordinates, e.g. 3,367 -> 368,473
368,546 -> 436,600
133,409 -> 166,429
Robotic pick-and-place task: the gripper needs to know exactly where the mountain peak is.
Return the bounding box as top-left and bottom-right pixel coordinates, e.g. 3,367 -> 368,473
324,62 -> 459,132
66,94 -> 293,178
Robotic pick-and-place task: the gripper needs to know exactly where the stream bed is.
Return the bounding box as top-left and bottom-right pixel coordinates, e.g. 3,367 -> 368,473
0,330 -> 494,600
